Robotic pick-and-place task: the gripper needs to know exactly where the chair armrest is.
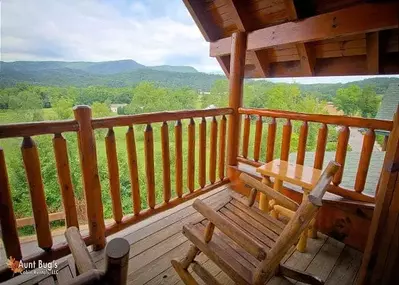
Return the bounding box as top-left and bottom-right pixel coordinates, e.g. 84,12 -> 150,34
239,173 -> 299,211
308,161 -> 340,206
65,227 -> 96,275
193,199 -> 267,260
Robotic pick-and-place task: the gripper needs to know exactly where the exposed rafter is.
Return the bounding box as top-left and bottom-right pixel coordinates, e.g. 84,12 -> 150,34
225,0 -> 269,77
182,0 -> 230,77
366,32 -> 380,74
210,2 -> 399,57
284,0 -> 315,76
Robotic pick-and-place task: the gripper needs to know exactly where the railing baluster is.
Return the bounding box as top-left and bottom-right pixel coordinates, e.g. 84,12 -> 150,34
333,126 -> 350,186
161,122 -> 171,203
74,105 -> 105,250
144,124 -> 155,209
280,119 -> 292,161
187,118 -> 195,192
266,118 -> 276,162
199,117 -> 206,188
254,116 -> 263,162
0,148 -> 22,260
175,120 -> 183,198
209,116 -> 218,184
105,128 -> 123,223
242,114 -> 250,158
296,121 -> 308,165
218,115 -> 227,180
53,133 -> 79,228
126,126 -> 141,215
21,137 -> 52,250
314,123 -> 328,170
355,129 -> 376,192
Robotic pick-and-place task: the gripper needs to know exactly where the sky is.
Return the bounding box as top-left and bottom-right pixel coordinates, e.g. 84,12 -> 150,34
1,0 -> 398,84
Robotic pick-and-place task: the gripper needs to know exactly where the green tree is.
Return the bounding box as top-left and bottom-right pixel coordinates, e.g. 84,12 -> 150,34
201,79 -> 228,108
358,86 -> 380,118
53,98 -> 74,119
333,85 -> 362,116
92,102 -> 112,118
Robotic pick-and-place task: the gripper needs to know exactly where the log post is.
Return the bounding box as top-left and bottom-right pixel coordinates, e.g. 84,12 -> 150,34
0,148 -> 22,260
199,117 -> 206,188
209,116 -> 218,184
187,118 -> 195,192
266,118 -> 276,163
218,115 -> 227,180
144,124 -> 156,209
126,126 -> 141,215
227,31 -> 247,168
242,114 -> 251,158
73,105 -> 106,251
161,122 -> 171,203
104,238 -> 130,285
254,116 -> 263,162
175,120 -> 183,198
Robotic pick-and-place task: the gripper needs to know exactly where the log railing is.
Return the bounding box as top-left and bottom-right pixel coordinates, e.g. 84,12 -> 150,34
238,108 -> 394,203
0,106 -> 232,280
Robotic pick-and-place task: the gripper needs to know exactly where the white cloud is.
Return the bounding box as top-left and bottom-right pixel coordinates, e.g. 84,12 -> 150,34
0,0 -> 222,72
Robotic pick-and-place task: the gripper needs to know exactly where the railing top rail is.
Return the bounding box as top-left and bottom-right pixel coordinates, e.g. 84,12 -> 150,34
0,120 -> 79,139
239,108 -> 393,131
91,107 -> 234,129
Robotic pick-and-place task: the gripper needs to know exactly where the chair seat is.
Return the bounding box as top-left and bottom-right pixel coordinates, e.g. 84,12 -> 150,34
182,196 -> 287,285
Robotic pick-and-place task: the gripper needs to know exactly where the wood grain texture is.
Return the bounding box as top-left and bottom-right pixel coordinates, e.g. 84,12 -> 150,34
296,121 -> 308,165
242,114 -> 251,158
105,128 -> 123,223
314,124 -> 328,170
254,116 -> 263,162
266,118 -> 276,163
144,124 -> 156,209
187,118 -> 196,193
161,122 -> 171,203
65,227 -> 96,274
280,119 -> 292,161
53,134 -> 78,228
0,148 -> 22,260
218,115 -> 227,181
126,126 -> 141,215
209,117 -> 218,184
21,136 -> 52,250
199,117 -> 207,188
175,120 -> 183,198
73,105 -> 105,250
354,129 -> 375,193
333,126 -> 350,186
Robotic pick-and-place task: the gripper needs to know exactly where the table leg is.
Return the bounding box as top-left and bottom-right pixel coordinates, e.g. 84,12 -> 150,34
270,179 -> 283,219
308,218 -> 317,239
259,177 -> 270,212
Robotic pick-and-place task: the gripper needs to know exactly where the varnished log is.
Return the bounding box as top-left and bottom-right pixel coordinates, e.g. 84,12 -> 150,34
333,126 -> 350,186
242,114 -> 250,158
180,244 -> 200,269
314,124 -> 328,170
296,121 -> 308,165
175,120 -> 183,198
239,108 -> 393,131
199,117 -> 206,188
0,148 -> 22,260
227,32 -> 247,166
104,238 -> 130,285
73,105 -> 105,250
204,221 -> 215,243
53,133 -> 79,228
254,116 -> 263,162
355,129 -> 376,193
280,119 -> 292,161
209,117 -> 218,184
144,124 -> 155,209
266,118 -> 276,162
126,126 -> 141,215
21,137 -> 52,250
161,122 -> 171,203
105,128 -> 123,223
187,118 -> 195,192
218,115 -> 227,180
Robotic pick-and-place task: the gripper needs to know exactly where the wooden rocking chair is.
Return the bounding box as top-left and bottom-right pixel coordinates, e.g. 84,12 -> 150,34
172,161 -> 340,285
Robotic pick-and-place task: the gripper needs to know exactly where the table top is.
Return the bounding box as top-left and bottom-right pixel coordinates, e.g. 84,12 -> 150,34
256,159 -> 322,190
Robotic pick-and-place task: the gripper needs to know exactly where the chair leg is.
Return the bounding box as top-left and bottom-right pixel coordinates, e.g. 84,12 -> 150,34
192,261 -> 221,285
278,264 -> 324,285
171,259 -> 199,285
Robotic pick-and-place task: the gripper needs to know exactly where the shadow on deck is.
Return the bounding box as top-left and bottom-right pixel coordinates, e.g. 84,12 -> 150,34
2,184 -> 362,285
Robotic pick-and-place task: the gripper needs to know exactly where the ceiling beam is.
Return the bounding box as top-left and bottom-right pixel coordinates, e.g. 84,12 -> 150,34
182,0 -> 230,77
225,0 -> 269,77
366,32 -> 380,74
210,2 -> 399,57
284,0 -> 315,76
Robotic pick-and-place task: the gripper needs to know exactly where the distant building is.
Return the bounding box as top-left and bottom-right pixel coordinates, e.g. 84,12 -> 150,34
374,83 -> 399,149
110,104 -> 127,113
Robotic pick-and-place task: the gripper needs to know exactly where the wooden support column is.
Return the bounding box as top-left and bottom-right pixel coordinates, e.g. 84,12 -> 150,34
358,107 -> 399,285
366,32 -> 380,74
227,31 -> 247,168
73,105 -> 106,251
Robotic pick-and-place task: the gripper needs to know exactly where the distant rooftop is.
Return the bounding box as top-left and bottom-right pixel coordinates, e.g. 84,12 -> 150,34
375,83 -> 399,121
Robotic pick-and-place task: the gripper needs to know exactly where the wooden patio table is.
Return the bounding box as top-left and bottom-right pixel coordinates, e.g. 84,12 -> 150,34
256,159 -> 322,252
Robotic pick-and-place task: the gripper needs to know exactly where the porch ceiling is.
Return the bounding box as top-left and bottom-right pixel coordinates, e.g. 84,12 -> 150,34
183,0 -> 399,78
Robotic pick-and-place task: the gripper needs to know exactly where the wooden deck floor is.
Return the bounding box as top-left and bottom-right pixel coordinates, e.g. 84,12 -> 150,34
3,184 -> 363,284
